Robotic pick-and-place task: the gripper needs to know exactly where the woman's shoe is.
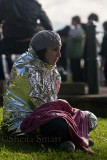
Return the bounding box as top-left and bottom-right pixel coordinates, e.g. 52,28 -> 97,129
59,141 -> 75,152
89,139 -> 94,147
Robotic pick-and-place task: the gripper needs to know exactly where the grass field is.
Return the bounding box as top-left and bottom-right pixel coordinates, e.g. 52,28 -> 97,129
0,107 -> 107,160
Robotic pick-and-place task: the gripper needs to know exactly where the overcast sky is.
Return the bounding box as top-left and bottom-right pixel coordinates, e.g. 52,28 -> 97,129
39,0 -> 107,35
39,0 -> 107,41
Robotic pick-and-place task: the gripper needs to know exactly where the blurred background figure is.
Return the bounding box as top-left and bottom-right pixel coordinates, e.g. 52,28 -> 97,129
65,15 -> 86,82
81,13 -> 99,83
82,13 -> 99,32
57,26 -> 70,82
0,0 -> 53,81
99,21 -> 107,86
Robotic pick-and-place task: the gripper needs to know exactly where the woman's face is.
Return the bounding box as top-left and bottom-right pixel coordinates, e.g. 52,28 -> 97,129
44,45 -> 61,66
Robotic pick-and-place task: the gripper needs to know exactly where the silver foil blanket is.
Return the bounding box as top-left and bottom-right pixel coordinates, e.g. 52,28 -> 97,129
2,48 -> 61,134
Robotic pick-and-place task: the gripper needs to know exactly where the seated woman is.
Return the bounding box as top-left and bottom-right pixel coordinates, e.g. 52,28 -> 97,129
1,30 -> 97,154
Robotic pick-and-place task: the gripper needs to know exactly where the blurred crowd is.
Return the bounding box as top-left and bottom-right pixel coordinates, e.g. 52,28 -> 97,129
57,13 -> 106,86
0,0 -> 107,86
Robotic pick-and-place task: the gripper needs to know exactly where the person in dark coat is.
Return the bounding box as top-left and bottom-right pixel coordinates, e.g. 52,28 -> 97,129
0,0 -> 53,80
99,21 -> 107,86
81,13 -> 99,82
57,26 -> 70,81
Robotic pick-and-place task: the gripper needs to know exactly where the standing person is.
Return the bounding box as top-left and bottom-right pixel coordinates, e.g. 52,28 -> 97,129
2,30 -> 97,154
57,26 -> 70,82
65,16 -> 86,82
0,0 -> 53,81
99,21 -> 107,86
81,13 -> 99,82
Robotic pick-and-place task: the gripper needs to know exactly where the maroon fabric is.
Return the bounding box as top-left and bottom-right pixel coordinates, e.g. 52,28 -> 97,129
20,99 -> 94,154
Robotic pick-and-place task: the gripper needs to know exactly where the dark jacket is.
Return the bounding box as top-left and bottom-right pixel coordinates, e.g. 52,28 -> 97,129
100,33 -> 107,59
0,0 -> 53,39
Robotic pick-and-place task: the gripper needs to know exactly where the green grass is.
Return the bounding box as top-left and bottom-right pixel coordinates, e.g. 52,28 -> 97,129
0,107 -> 107,160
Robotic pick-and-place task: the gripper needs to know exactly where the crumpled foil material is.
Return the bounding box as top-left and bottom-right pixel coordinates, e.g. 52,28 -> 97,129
2,48 -> 61,134
86,111 -> 98,130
